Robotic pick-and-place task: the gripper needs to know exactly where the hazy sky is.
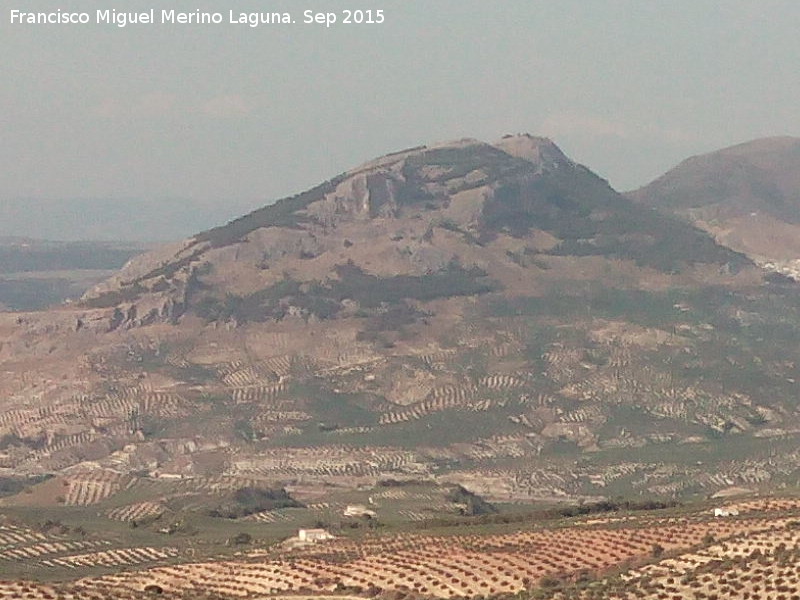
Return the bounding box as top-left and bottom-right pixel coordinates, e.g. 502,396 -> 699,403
2,0 -> 799,225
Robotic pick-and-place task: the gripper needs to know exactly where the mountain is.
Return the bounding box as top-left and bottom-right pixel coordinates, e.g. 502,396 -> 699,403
80,135 -> 748,324
628,136 -> 800,273
7,133 -> 800,590
4,133 -> 800,526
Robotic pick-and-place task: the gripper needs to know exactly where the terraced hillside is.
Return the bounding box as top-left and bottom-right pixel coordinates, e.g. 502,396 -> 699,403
4,134 -> 800,596
1,134 -> 799,532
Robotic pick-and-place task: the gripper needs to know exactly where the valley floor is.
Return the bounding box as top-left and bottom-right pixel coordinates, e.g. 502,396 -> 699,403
2,493 -> 800,599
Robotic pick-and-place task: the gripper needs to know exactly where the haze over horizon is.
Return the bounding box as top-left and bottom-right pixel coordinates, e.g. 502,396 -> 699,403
1,0 -> 799,240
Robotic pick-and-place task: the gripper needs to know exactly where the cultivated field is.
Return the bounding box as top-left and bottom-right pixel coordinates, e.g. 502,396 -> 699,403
1,500 -> 797,600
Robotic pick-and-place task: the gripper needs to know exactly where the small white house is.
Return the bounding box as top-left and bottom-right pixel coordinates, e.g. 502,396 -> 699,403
297,528 -> 334,543
713,507 -> 740,517
344,504 -> 377,518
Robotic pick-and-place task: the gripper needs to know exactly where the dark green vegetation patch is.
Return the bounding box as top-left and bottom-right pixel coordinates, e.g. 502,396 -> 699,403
194,261 -> 497,323
207,486 -> 303,520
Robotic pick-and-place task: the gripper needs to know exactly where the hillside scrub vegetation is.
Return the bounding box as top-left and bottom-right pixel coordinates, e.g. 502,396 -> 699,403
207,486 -> 303,519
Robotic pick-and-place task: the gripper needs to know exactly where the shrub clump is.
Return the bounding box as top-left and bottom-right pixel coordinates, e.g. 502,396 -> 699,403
208,486 -> 303,519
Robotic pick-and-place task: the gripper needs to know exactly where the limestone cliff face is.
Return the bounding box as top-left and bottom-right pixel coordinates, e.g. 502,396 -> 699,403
493,134 -> 572,171
80,134 -> 748,329
79,136 -> 571,326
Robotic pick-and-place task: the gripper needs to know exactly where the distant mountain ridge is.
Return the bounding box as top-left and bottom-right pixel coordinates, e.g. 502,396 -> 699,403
629,136 -> 800,270
0,197 -> 266,242
0,238 -> 148,311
